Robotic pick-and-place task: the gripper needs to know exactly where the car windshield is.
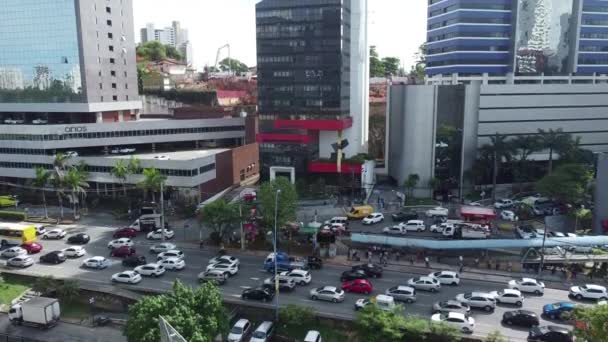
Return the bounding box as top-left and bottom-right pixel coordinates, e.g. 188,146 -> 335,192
230,326 -> 243,334
252,332 -> 266,339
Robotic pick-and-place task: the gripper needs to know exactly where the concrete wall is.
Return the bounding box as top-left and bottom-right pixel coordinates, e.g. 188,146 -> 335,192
231,143 -> 260,185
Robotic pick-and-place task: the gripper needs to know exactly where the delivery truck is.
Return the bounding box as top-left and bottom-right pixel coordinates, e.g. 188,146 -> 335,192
129,214 -> 167,232
264,252 -> 308,272
8,297 -> 60,329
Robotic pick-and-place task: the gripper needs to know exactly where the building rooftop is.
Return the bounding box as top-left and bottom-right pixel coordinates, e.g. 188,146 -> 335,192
105,149 -> 229,161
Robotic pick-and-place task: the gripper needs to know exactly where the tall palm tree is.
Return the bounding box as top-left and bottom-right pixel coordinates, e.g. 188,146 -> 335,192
511,135 -> 541,184
481,133 -> 514,202
50,153 -> 71,218
33,167 -> 51,218
111,160 -> 129,196
537,128 -> 571,174
139,168 -> 166,202
65,167 -> 89,219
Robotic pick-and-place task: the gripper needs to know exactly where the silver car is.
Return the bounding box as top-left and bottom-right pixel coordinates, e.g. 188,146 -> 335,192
407,276 -> 441,292
8,255 -> 34,268
432,300 -> 471,314
309,286 -> 345,303
385,285 -> 417,303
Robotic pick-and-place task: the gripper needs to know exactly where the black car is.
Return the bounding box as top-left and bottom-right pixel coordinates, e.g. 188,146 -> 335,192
40,251 -> 67,264
351,263 -> 383,278
67,233 -> 90,244
121,255 -> 147,267
307,256 -> 323,270
502,310 -> 539,328
391,210 -> 418,222
241,287 -> 275,302
528,325 -> 572,342
340,269 -> 368,282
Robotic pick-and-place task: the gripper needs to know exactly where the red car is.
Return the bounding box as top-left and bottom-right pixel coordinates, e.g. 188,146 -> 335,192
113,228 -> 137,238
341,279 -> 373,294
21,242 -> 43,254
110,246 -> 136,258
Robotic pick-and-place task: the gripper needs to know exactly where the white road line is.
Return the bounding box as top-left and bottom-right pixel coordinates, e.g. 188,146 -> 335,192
250,277 -> 260,281
240,286 -> 252,289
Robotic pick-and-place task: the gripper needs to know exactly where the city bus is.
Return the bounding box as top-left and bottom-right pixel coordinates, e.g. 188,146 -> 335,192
0,224 -> 37,246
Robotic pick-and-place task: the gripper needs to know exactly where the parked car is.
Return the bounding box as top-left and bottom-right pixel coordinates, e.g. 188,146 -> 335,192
157,250 -> 184,261
307,256 -> 323,269
494,199 -> 514,209
113,228 -> 138,238
542,302 -> 576,320
502,310 -> 539,328
569,284 -> 608,301
110,246 -> 136,258
351,263 -> 383,278
20,242 -> 42,254
121,254 -> 146,267
309,286 -> 345,303
112,271 -> 142,284
262,277 -> 296,292
430,222 -> 452,233
355,295 -> 396,311
107,238 -> 134,249
241,287 -> 274,302
279,269 -> 312,285
397,220 -> 426,232
383,225 -> 406,235
391,210 -> 418,222
516,225 -> 537,239
149,242 -> 177,254
362,213 -> 384,225
250,321 -> 274,342
206,262 -> 238,276
508,278 -> 545,295
134,263 -> 166,277
429,271 -> 460,286
67,233 -> 90,244
407,276 -> 441,292
33,225 -> 47,236
385,285 -> 416,303
304,330 -> 322,342
8,256 -> 34,268
65,151 -> 79,157
159,257 -> 185,271
340,269 -> 368,282
341,279 -> 373,294
39,251 -> 67,264
62,246 -> 86,258
42,229 -> 66,240
198,270 -> 227,285
490,289 -> 524,306
528,325 -> 573,342
500,210 -> 517,221
425,207 -> 448,217
432,300 -> 470,315
547,231 -> 567,238
1,247 -> 27,258
209,255 -> 240,267
455,292 -> 496,312
227,318 -> 252,342
431,312 -> 475,334
146,229 -> 175,240
83,256 -> 111,269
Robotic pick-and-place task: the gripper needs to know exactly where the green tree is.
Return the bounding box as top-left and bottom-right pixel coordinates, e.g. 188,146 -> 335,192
428,177 -> 440,199
428,320 -> 461,341
279,304 -> 315,328
258,177 -> 298,232
50,153 -> 71,219
355,305 -> 409,342
137,41 -> 167,62
409,43 -> 427,81
139,168 -> 166,202
573,304 -> 608,341
165,45 -> 183,60
111,160 -> 130,196
125,280 -> 228,342
480,133 -> 514,202
537,128 -> 571,174
198,200 -> 240,244
404,174 -> 420,198
536,164 -> 593,205
511,135 -> 541,183
65,166 -> 89,219
382,57 -> 401,76
32,275 -> 58,296
33,167 -> 51,218
56,280 -> 80,304
484,331 -> 508,342
218,58 -> 248,74
370,46 -> 385,77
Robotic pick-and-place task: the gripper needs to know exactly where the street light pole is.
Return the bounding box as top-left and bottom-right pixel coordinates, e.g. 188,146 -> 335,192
160,182 -> 165,242
273,189 -> 281,323
538,224 -> 547,278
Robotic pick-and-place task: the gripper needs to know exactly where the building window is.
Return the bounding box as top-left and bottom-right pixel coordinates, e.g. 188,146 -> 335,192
124,71 -> 127,77
110,58 -> 115,64
111,83 -> 117,89
125,84 -> 128,89
106,20 -> 112,26
101,96 -> 104,101
108,32 -> 113,39
112,95 -> 118,101
109,45 -> 114,52
99,83 -> 103,89
110,70 -> 116,77
105,6 -> 111,13
126,95 -> 129,101
98,71 -> 102,76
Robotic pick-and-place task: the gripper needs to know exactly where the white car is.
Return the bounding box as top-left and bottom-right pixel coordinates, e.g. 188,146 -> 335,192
508,278 -> 545,295
119,147 -> 136,154
107,238 -> 133,249
155,155 -> 169,160
362,213 -> 384,225
490,289 -> 524,306
456,292 -> 497,312
398,220 -> 426,232
32,119 -> 48,124
407,276 -> 441,292
65,151 -> 79,157
1,247 -> 27,258
43,229 -> 66,240
110,148 -> 121,154
429,271 -> 460,286
206,262 -> 238,276
500,210 -> 517,221
309,286 -> 345,303
279,269 -> 312,285
383,225 -> 406,235
425,207 -> 448,217
159,257 -> 185,270
62,246 -> 86,258
34,225 -> 47,235
431,312 -> 475,334
569,284 -> 608,301
227,318 -> 252,342
149,242 -> 177,254
146,229 -> 175,240
157,250 -> 184,261
430,223 -> 452,233
209,255 -> 240,267
516,225 -> 536,239
8,256 -> 34,268
111,270 -> 142,284
83,256 -> 111,269
494,199 -> 514,209
134,263 -> 166,277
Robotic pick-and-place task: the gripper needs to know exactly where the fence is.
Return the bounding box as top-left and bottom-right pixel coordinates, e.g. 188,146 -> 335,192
0,333 -> 45,342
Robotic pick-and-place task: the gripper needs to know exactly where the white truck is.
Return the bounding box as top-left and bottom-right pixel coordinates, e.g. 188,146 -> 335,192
442,224 -> 490,239
129,214 -> 164,232
8,297 -> 61,329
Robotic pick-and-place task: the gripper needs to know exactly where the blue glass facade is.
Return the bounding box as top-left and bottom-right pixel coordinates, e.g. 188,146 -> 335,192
578,0 -> 608,74
0,0 -> 84,103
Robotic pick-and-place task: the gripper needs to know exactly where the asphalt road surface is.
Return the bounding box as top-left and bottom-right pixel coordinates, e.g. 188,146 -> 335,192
1,223 -> 580,342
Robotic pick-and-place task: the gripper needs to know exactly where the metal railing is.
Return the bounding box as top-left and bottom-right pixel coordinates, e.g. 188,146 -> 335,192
0,333 -> 46,342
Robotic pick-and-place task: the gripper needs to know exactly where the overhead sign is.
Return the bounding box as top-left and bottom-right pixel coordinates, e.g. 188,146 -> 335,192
64,126 -> 87,133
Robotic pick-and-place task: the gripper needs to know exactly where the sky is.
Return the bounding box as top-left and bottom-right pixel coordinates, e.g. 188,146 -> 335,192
133,0 -> 427,70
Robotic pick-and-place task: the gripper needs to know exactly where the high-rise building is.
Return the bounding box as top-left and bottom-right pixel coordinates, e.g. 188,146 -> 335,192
426,0 -> 608,83
140,21 -> 192,66
256,0 -> 369,179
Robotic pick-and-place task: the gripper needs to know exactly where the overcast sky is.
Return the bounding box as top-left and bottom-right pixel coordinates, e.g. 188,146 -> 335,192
133,0 -> 427,70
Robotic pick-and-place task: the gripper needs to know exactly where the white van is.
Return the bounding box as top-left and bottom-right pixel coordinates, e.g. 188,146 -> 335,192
375,294 -> 396,311
250,321 -> 274,342
304,330 -> 322,342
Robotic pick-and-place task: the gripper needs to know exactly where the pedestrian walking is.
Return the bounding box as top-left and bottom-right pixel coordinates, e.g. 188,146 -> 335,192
495,261 -> 500,271
474,258 -> 480,268
551,266 -> 557,275
382,256 -> 388,267
395,250 -> 401,262
425,257 -> 430,268
409,255 -> 414,265
347,248 -> 352,261
367,251 -> 372,263
572,269 -> 578,279
487,259 -> 492,269
199,239 -> 204,249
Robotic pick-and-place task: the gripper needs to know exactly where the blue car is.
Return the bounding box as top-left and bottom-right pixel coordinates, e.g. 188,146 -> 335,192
542,302 -> 576,320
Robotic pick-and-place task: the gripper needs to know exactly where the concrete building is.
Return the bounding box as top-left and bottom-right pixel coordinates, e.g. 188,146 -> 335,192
140,21 -> 193,67
426,0 -> 608,84
255,0 -> 369,180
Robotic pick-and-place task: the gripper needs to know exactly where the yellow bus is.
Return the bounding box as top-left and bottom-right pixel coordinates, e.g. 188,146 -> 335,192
0,224 -> 37,246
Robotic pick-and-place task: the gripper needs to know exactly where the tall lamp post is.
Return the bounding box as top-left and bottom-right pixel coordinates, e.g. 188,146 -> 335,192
273,189 -> 281,322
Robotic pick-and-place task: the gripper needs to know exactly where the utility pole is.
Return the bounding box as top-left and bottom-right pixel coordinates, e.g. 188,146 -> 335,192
240,204 -> 245,251
273,189 -> 281,323
538,224 -> 548,278
160,182 -> 165,242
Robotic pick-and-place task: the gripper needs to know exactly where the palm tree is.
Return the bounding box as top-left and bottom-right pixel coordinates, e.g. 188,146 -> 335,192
111,160 -> 129,196
50,153 -> 71,218
511,135 -> 541,184
481,133 -> 515,202
64,166 -> 89,219
33,167 -> 51,218
404,174 -> 420,199
428,177 -> 440,199
537,128 -> 571,174
139,168 -> 166,202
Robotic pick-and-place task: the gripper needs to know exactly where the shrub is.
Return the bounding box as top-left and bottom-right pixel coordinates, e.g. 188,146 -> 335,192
0,211 -> 26,221
279,304 -> 315,327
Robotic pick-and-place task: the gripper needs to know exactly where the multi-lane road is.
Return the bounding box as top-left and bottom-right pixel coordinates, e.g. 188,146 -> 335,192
1,222 -> 580,342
